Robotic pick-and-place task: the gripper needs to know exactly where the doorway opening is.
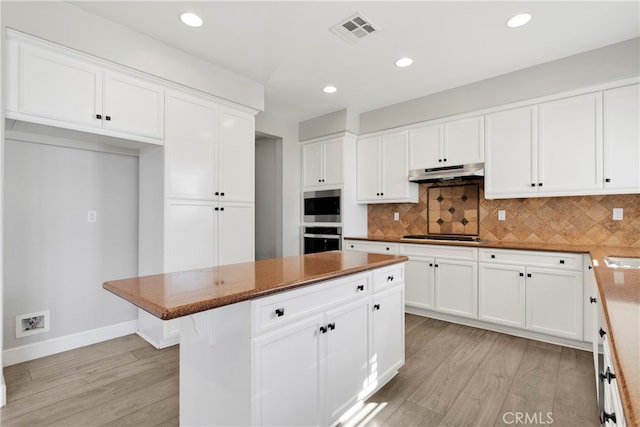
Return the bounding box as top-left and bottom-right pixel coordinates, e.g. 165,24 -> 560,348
255,132 -> 283,260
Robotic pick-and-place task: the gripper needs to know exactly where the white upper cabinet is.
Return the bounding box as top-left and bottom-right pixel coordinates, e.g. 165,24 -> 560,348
219,109 -> 255,202
6,31 -> 165,143
603,84 -> 640,193
537,92 -> 602,193
357,131 -> 418,203
485,92 -> 603,198
302,137 -> 343,189
409,116 -> 483,170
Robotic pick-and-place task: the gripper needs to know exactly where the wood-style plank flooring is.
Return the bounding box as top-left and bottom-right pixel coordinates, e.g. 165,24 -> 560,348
0,314 -> 599,426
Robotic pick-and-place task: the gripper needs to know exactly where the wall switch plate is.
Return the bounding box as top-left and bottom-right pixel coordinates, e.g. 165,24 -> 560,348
88,211 -> 97,223
613,208 -> 623,221
393,212 -> 399,221
498,210 -> 506,221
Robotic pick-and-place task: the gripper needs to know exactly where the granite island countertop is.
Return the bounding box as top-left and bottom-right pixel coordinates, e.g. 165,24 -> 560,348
345,235 -> 640,426
103,250 -> 407,321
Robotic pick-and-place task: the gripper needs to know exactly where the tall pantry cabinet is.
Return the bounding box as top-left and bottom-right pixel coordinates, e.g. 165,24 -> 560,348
139,90 -> 257,348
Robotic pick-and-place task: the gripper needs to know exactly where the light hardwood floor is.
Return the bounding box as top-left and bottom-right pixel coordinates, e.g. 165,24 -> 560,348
0,314 -> 599,426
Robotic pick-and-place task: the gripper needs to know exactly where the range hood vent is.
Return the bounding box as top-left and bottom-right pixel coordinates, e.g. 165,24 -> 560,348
409,163 -> 484,183
331,13 -> 379,45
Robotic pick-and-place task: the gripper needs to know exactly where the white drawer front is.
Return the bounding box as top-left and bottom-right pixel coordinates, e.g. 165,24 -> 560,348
251,273 -> 370,336
373,265 -> 404,291
344,240 -> 399,255
400,243 -> 478,261
479,248 -> 583,270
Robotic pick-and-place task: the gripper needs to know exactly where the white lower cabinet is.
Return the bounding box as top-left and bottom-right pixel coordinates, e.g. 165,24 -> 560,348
478,263 -> 526,328
250,265 -> 405,426
434,259 -> 478,319
404,258 -> 435,310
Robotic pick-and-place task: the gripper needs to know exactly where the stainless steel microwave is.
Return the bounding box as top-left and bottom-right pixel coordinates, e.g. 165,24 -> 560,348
303,189 -> 341,223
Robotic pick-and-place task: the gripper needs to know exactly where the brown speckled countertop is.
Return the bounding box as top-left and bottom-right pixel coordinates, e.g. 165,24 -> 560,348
346,236 -> 640,425
103,251 -> 407,321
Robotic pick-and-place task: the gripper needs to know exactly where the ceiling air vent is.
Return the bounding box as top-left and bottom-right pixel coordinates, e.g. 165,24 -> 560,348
331,13 -> 380,45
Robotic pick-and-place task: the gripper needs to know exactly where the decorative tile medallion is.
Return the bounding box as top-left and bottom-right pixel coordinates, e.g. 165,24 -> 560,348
427,183 -> 479,236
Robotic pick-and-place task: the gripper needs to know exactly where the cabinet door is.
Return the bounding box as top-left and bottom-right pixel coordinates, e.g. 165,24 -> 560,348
434,259 -> 478,319
380,132 -> 413,200
218,203 -> 255,266
526,267 -> 583,340
219,109 -> 255,202
371,285 -> 405,385
409,125 -> 443,169
325,298 -> 369,424
16,42 -> 102,128
603,84 -> 640,193
444,116 -> 484,166
538,92 -> 602,193
404,258 -> 435,309
252,314 -> 324,427
478,263 -> 525,328
485,106 -> 537,198
165,93 -> 218,199
165,201 -> 216,272
322,138 -> 343,187
302,142 -> 323,188
356,136 -> 381,201
103,71 -> 165,139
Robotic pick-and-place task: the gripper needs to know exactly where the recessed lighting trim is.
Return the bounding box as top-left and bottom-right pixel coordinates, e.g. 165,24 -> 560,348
323,85 -> 337,94
507,13 -> 532,28
395,57 -> 413,68
180,12 -> 203,28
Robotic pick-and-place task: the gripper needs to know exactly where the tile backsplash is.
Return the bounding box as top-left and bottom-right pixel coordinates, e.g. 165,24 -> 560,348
367,179 -> 640,247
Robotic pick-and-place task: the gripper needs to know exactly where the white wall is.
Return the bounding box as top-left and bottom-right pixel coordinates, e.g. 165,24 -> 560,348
255,111 -> 301,256
360,37 -> 640,133
298,108 -> 360,142
1,1 -> 264,112
255,136 -> 282,260
0,2 -> 5,405
3,140 -> 138,352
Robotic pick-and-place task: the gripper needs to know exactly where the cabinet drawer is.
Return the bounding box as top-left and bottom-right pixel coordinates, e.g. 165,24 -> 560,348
400,243 -> 478,261
344,240 -> 399,255
479,248 -> 583,270
251,273 -> 370,336
373,265 -> 404,291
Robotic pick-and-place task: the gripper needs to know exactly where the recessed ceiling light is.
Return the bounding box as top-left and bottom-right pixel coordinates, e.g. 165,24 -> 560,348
323,86 -> 337,94
507,13 -> 532,28
395,57 -> 413,68
180,12 -> 203,28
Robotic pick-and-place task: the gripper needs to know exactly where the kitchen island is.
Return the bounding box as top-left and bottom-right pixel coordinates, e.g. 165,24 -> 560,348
104,251 -> 408,426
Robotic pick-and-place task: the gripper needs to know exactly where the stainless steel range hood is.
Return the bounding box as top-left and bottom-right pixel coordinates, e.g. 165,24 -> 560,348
409,163 -> 484,183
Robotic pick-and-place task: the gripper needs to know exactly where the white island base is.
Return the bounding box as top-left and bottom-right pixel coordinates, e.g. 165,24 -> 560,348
178,265 -> 405,426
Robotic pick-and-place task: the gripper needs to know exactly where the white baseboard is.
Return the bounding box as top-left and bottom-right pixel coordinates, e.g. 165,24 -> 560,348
2,320 -> 137,367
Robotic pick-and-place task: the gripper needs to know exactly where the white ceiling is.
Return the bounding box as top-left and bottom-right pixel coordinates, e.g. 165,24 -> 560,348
70,1 -> 640,122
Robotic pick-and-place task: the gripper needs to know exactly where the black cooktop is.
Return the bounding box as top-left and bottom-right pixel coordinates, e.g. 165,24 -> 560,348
403,234 -> 481,242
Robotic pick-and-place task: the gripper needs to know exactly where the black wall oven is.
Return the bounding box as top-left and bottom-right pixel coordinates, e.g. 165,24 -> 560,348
303,226 -> 342,254
303,189 -> 341,223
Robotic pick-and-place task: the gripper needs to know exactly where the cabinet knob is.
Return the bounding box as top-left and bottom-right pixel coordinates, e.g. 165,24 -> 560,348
387,275 -> 394,282
443,158 -> 447,162
328,322 -> 336,331
588,265 -> 593,270
376,193 -> 380,196
490,254 -> 496,259
95,114 -> 102,119
438,159 -> 443,163
590,297 -> 597,304
385,247 -> 390,251
350,244 -> 354,248
599,367 -> 616,384
538,183 -> 543,187
600,410 -> 617,425
519,272 -> 524,277
605,178 -> 611,183
105,115 -> 111,121
599,328 -> 606,338
559,259 -> 565,264
380,192 -> 384,196
434,264 -> 439,268
373,304 -> 381,311
356,284 -> 364,292
320,326 -> 328,334
318,179 -> 322,183
215,192 -> 219,196
275,308 -> 285,317
429,263 -> 433,267
220,207 -> 225,211
220,192 -> 225,196
527,273 -> 532,278
214,207 -> 219,211
531,183 -> 536,187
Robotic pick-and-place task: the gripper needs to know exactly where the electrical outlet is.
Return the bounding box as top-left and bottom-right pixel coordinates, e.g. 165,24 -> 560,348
88,211 -> 97,223
393,212 -> 399,221
612,208 -> 623,221
498,210 -> 506,221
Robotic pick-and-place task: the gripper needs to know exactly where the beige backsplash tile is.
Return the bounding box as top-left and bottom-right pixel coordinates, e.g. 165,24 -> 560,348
367,179 -> 640,247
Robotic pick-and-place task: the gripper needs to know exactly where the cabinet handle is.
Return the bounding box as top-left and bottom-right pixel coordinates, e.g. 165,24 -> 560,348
387,275 -> 394,282
605,178 -> 611,183
275,308 -> 284,317
318,179 -> 322,183
519,272 -> 524,277
373,304 -> 381,311
531,183 -> 536,187
376,193 -> 380,196
95,114 -> 102,119
350,244 -> 354,248
215,192 -> 219,196
320,326 -> 328,334
385,247 -> 390,251
527,273 -> 532,278
599,367 -> 616,384
429,263 -> 433,267
105,115 -> 111,121
599,328 -> 606,338
590,297 -> 597,304
600,410 -> 617,424
559,259 -> 565,264
214,207 -> 219,211
328,322 -> 335,331
490,254 -> 496,259
356,284 -> 364,292
588,265 -> 593,270
220,207 -> 225,211
380,192 -> 384,196
220,192 -> 225,196
439,159 -> 443,163
443,158 -> 447,162
434,264 -> 439,268
538,183 -> 543,187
